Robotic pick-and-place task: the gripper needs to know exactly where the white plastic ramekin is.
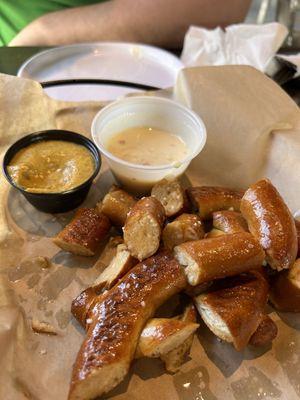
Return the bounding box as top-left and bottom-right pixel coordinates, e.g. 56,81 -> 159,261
91,96 -> 206,194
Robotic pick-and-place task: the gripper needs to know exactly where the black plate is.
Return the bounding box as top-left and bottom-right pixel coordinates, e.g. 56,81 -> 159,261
2,130 -> 101,213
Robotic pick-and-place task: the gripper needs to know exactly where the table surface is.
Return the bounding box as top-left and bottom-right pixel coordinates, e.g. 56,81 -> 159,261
0,47 -> 52,76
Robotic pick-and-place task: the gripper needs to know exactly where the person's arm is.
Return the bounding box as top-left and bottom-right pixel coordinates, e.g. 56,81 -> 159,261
9,0 -> 251,48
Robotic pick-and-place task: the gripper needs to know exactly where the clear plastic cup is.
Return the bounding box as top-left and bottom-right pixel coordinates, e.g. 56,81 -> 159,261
91,96 -> 206,194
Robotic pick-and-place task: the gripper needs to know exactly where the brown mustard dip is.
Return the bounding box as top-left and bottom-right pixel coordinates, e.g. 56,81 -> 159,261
7,140 -> 95,193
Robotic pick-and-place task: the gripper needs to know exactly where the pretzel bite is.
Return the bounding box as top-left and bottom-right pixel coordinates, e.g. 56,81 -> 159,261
68,251 -> 186,400
124,197 -> 166,261
205,229 -> 225,238
71,287 -> 100,327
269,259 -> 300,312
72,294 -> 197,371
186,186 -> 243,220
72,245 -> 136,327
72,292 -> 197,367
240,179 -> 297,271
162,304 -> 197,372
99,187 -> 136,226
151,178 -> 188,217
212,210 -> 248,234
162,213 -> 205,251
93,244 -> 137,290
72,277 -> 195,373
53,208 -> 111,256
72,246 -> 136,327
194,271 -> 269,350
181,303 -> 197,322
174,232 -> 265,286
96,236 -> 124,268
295,219 -> 300,257
185,282 -> 213,297
136,318 -> 198,358
249,315 -> 277,347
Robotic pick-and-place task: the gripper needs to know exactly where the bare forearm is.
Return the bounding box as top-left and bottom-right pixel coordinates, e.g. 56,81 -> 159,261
10,0 -> 251,47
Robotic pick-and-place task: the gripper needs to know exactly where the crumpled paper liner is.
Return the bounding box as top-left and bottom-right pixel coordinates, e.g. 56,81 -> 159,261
0,67 -> 299,400
175,65 -> 300,214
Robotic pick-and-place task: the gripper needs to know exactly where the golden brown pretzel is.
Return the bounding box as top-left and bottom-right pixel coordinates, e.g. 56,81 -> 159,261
71,287 -> 100,327
249,315 -> 278,347
53,208 -> 111,256
72,290 -> 198,372
205,229 -> 225,238
212,210 -> 248,234
124,196 -> 166,261
92,244 -> 137,291
68,252 -> 186,400
72,244 -> 137,327
186,186 -> 243,220
241,179 -> 297,271
161,304 -> 198,373
295,219 -> 300,257
162,213 -> 205,251
136,317 -> 198,358
151,178 -> 189,217
194,271 -> 269,350
269,259 -> 300,312
99,186 -> 136,226
174,232 -> 265,286
72,291 -> 197,366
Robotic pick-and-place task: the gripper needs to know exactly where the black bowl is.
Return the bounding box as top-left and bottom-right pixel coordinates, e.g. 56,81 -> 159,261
2,130 -> 101,213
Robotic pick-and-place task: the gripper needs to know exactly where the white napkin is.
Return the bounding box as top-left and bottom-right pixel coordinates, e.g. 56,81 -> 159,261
280,53 -> 300,77
181,23 -> 288,72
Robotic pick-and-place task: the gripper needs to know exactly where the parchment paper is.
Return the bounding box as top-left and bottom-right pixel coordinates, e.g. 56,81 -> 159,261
0,66 -> 300,400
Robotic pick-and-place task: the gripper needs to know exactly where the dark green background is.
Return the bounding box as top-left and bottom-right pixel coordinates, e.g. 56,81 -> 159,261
0,47 -> 51,75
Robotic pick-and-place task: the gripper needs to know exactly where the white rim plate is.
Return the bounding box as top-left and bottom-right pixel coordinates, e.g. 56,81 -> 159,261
18,42 -> 183,101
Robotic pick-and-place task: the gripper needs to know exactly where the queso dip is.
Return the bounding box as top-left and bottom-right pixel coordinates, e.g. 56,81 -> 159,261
7,140 -> 95,193
106,126 -> 188,166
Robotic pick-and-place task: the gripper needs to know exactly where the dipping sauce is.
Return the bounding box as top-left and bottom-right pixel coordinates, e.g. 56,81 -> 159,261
7,140 -> 95,193
106,126 -> 188,166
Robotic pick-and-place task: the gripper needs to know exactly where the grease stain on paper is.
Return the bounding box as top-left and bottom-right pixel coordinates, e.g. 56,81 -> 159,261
55,308 -> 71,330
39,267 -> 75,301
8,256 -> 51,285
173,366 -> 218,400
8,259 -> 41,282
231,367 -> 282,399
44,310 -> 53,318
30,341 -> 39,352
7,188 -> 70,237
275,331 -> 300,396
27,274 -> 41,289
